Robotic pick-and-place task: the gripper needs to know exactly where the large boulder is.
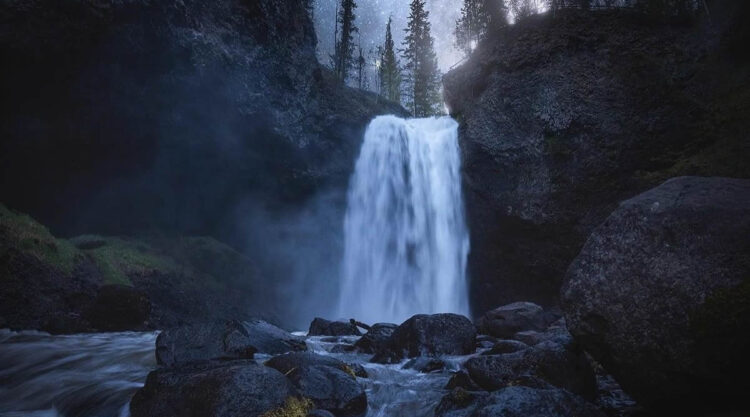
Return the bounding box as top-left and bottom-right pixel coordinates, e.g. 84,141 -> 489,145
476,302 -> 557,339
352,323 -> 397,354
435,386 -> 605,417
465,339 -> 597,400
265,352 -> 367,416
374,314 -> 476,363
562,177 -> 750,411
156,319 -> 305,366
308,318 -> 361,336
443,6 -> 750,315
130,361 -> 304,417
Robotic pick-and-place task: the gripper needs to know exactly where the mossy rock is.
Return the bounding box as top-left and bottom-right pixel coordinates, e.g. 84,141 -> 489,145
0,203 -> 81,274
261,396 -> 315,417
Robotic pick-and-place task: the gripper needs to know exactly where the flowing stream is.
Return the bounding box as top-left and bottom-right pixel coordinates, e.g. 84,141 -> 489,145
338,116 -> 470,324
0,330 -> 156,417
0,330 -> 474,417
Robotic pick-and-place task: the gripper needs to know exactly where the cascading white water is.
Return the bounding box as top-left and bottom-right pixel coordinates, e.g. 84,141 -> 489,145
338,115 -> 470,324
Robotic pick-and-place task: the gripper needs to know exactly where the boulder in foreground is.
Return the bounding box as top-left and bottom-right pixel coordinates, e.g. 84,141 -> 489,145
156,319 -> 305,366
563,176 -> 750,412
130,361 -> 303,417
265,352 -> 367,416
435,386 -> 605,417
373,314 -> 475,363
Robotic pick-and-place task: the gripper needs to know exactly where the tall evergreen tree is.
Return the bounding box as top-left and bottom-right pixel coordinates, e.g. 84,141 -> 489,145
455,0 -> 491,56
379,17 -> 401,103
402,0 -> 442,117
356,45 -> 366,89
333,0 -> 358,82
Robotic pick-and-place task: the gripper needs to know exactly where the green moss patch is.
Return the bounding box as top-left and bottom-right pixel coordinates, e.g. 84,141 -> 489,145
0,203 -> 80,273
74,236 -> 180,286
260,396 -> 314,417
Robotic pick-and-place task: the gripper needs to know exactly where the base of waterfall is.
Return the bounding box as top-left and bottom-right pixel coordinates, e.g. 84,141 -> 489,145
2,304 -> 637,417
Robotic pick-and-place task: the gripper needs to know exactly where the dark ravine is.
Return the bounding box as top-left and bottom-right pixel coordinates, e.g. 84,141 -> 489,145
444,3 -> 750,314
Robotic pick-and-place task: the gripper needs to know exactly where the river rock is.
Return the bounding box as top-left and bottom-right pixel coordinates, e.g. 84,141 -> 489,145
309,318 -> 361,336
435,386 -> 606,417
402,357 -> 446,373
156,319 -> 305,366
465,339 -> 596,399
482,339 -> 529,355
265,352 -> 367,416
353,323 -> 397,354
374,314 -> 475,363
562,176 -> 750,411
241,318 -> 308,354
476,302 -> 554,339
130,361 -> 299,417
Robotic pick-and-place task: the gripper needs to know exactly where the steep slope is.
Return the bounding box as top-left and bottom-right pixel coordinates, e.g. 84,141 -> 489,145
444,3 -> 750,314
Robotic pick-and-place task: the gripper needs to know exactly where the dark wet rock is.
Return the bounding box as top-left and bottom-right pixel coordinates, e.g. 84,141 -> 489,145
435,386 -> 606,417
353,323 -> 397,354
130,360 -> 297,417
241,318 -> 307,354
443,7 -> 750,315
482,340 -> 528,356
309,318 -> 361,336
475,335 -> 498,349
308,410 -> 336,417
402,357 -> 446,373
85,284 -> 150,332
156,319 -> 305,366
346,362 -> 368,378
476,302 -> 554,339
330,344 -> 356,354
373,314 -> 475,363
465,340 -> 596,399
512,330 -> 544,346
562,176 -> 750,412
265,352 -> 367,416
446,371 -> 482,391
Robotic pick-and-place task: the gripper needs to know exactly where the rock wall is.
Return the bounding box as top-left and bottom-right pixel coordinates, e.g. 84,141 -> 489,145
0,0 -> 404,241
444,3 -> 750,314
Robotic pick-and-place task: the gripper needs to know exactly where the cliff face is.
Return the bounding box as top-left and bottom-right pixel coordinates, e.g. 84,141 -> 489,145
444,4 -> 750,314
0,0 -> 403,241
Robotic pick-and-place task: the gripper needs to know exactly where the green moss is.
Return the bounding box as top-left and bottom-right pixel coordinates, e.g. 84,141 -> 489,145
260,396 -> 315,417
339,364 -> 357,378
76,236 -> 180,286
0,203 -> 80,273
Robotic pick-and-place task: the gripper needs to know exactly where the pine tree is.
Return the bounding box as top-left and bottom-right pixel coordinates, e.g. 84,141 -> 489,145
333,0 -> 358,82
455,0 -> 491,56
402,0 -> 442,117
379,17 -> 401,103
356,46 -> 366,89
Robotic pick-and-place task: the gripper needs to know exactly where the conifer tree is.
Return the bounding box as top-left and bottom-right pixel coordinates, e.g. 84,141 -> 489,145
455,0 -> 491,56
333,0 -> 358,82
402,0 -> 442,117
379,17 -> 401,103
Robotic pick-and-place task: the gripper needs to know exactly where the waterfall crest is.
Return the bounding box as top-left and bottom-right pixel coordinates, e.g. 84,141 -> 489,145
338,115 -> 470,324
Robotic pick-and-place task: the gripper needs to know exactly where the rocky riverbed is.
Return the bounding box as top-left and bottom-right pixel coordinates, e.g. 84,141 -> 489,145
0,306 -> 638,417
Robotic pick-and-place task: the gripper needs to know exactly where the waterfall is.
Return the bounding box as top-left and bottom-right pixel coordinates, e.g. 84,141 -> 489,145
338,115 -> 470,325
